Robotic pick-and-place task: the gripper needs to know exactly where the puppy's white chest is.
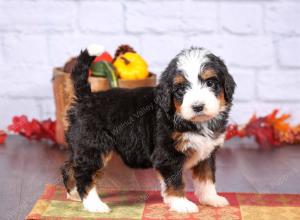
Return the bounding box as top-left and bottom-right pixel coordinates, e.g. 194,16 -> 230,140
183,132 -> 225,169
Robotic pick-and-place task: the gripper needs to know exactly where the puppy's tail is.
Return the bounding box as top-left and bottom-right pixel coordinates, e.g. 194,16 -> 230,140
71,44 -> 104,99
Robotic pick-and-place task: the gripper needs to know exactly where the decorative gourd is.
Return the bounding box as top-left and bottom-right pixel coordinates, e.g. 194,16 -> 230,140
113,52 -> 149,80
90,61 -> 118,88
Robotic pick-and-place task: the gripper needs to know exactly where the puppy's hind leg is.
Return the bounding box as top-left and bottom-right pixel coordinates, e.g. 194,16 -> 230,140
61,160 -> 81,201
74,148 -> 113,213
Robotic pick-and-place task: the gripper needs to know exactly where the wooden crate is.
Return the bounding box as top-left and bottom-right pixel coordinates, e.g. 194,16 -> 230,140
52,67 -> 156,147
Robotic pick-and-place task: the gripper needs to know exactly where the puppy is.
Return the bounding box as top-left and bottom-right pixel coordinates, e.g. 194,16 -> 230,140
61,45 -> 236,213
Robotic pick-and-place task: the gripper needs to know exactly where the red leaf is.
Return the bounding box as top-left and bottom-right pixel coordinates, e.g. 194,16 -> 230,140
7,116 -> 57,143
225,124 -> 239,140
239,112 -> 280,148
8,115 -> 28,133
40,119 -> 56,142
0,130 -> 7,144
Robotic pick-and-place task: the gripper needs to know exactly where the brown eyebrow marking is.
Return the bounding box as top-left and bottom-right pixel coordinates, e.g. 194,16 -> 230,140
173,74 -> 187,85
200,68 -> 217,80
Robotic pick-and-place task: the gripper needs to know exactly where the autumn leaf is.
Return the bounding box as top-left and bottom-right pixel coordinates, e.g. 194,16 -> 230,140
7,115 -> 57,143
0,130 -> 7,144
266,109 -> 290,132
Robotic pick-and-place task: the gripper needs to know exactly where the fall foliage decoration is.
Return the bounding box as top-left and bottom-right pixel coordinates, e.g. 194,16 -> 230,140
88,47 -> 118,87
113,52 -> 149,80
7,115 -> 56,143
112,44 -> 149,80
1,110 -> 300,149
113,44 -> 136,62
62,44 -> 150,89
90,61 -> 118,88
0,130 -> 7,144
226,109 -> 300,149
93,51 -> 113,63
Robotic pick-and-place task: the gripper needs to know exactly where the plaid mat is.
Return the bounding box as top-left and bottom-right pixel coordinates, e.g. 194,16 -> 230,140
27,184 -> 300,220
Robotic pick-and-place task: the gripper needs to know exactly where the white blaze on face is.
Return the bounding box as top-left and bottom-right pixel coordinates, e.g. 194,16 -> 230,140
181,85 -> 220,120
177,48 -> 221,121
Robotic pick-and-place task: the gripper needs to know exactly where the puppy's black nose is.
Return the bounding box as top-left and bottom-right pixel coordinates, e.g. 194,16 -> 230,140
192,104 -> 204,113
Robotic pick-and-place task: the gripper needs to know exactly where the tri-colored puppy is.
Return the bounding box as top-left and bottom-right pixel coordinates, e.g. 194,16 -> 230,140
61,45 -> 236,213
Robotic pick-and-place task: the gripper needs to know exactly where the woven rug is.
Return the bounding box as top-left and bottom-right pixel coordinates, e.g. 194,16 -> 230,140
27,184 -> 300,220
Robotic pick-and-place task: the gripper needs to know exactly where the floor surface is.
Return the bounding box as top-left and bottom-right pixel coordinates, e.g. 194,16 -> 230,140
0,136 -> 299,220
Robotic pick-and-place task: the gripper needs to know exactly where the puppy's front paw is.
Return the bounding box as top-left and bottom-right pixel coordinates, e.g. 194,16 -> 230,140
201,195 -> 229,207
83,200 -> 111,213
67,187 -> 81,202
168,197 -> 199,213
82,186 -> 110,213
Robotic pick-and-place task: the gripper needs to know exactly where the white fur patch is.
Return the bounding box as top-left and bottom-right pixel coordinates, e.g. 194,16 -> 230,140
67,186 -> 81,202
165,196 -> 199,213
193,180 -> 229,207
159,179 -> 167,201
83,187 -> 110,213
87,44 -> 105,56
159,178 -> 198,213
184,133 -> 225,169
181,85 -> 220,120
177,48 -> 211,83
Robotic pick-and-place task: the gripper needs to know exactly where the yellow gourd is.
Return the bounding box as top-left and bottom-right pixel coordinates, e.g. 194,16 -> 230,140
113,52 -> 149,80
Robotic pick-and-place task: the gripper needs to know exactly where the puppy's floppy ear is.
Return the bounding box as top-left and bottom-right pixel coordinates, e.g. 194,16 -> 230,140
223,71 -> 236,102
155,58 -> 178,112
209,54 -> 236,102
156,81 -> 171,112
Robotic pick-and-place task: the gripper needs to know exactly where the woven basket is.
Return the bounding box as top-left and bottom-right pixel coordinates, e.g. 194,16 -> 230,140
52,67 -> 156,147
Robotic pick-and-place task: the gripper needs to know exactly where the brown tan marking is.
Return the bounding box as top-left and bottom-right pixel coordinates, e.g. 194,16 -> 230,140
172,74 -> 187,115
200,68 -> 217,80
64,151 -> 114,200
102,151 -> 113,167
63,160 -> 76,193
165,185 -> 185,197
172,131 -> 198,157
192,160 -> 214,183
94,151 -> 113,194
173,74 -> 186,85
66,169 -> 98,200
191,115 -> 213,123
62,160 -> 81,201
173,99 -> 182,113
218,89 -> 226,109
172,132 -> 188,153
157,172 -> 185,198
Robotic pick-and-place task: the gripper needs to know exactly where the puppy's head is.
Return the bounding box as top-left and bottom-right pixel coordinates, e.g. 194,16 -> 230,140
157,47 -> 236,123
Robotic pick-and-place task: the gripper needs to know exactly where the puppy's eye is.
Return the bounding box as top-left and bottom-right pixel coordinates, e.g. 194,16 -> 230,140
174,84 -> 186,99
206,79 -> 215,88
175,87 -> 185,96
